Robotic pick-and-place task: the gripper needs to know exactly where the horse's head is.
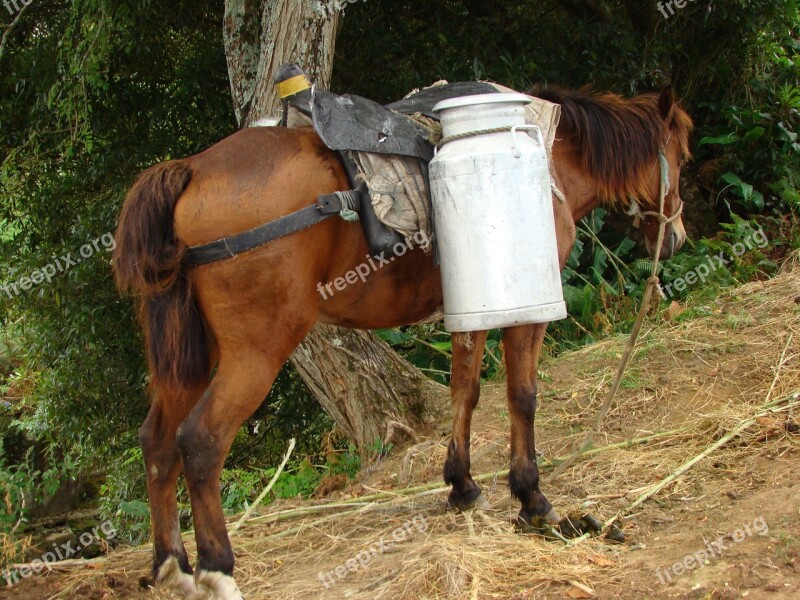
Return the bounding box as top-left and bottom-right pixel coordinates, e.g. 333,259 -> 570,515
631,88 -> 692,260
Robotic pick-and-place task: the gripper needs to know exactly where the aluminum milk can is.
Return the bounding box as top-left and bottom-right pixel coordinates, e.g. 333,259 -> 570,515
429,93 -> 567,332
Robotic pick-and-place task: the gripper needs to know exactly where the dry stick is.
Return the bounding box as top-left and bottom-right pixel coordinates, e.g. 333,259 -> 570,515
241,490 -> 452,548
259,489 -> 427,543
565,389 -> 800,548
230,438 -> 296,534
764,333 -> 794,404
8,554 -> 112,572
255,506 -> 368,543
247,502 -> 373,525
248,426 -> 693,542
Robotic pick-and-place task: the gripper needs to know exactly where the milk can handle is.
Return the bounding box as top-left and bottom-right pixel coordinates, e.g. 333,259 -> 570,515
510,125 -> 544,158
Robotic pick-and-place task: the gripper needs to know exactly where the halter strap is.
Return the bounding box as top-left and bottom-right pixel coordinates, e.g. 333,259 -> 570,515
626,145 -> 682,228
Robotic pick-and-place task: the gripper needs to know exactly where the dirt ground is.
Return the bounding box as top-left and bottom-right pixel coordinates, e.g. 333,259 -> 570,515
2,260 -> 799,599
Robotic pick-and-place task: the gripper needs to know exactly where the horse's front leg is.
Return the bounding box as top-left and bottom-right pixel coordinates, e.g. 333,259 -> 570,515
503,324 -> 562,527
444,330 -> 490,510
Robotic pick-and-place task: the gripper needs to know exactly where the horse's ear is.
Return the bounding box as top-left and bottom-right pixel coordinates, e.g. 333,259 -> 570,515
658,86 -> 675,120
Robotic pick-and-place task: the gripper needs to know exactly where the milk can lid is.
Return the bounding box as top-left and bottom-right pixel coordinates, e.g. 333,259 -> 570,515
433,93 -> 531,112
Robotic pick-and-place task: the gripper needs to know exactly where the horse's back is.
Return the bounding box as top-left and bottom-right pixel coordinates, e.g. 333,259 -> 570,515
174,127 -> 348,248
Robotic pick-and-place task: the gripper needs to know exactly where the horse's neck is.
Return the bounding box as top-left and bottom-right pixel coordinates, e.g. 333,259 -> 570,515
554,147 -> 627,224
569,192 -> 603,223
552,157 -> 603,223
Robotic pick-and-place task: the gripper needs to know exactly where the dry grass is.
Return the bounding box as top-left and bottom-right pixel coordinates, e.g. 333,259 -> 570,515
45,252 -> 800,599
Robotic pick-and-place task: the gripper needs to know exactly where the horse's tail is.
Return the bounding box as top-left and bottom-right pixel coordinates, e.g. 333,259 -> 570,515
114,161 -> 209,390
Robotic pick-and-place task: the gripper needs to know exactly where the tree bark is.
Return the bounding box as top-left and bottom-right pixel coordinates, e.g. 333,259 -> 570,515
222,0 -> 448,450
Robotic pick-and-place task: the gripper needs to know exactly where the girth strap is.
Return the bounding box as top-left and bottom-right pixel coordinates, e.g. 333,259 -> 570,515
184,190 -> 361,267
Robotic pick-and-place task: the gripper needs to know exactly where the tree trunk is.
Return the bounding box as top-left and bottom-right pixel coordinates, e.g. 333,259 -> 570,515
222,0 -> 448,449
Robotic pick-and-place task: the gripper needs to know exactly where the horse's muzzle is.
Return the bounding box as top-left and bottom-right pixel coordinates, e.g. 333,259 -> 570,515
647,227 -> 685,260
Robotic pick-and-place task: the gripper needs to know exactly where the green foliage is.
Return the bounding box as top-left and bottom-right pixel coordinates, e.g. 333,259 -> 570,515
552,208 -> 643,348
217,444 -> 364,517
97,447 -> 149,544
0,0 -> 798,548
218,442 -> 365,515
366,438 -> 393,458
376,325 -> 503,384
0,0 -> 236,537
328,443 -> 363,480
692,23 -> 800,215
659,214 -> 780,302
0,436 -> 28,532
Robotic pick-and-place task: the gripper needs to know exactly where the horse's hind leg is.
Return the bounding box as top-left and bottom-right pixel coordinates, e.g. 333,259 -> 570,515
139,381 -> 206,596
503,324 -> 562,527
176,320 -> 313,599
444,330 -> 490,510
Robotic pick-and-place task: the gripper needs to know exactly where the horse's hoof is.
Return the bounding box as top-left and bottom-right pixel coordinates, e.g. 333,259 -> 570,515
194,570 -> 244,600
156,556 -> 200,598
447,488 -> 491,511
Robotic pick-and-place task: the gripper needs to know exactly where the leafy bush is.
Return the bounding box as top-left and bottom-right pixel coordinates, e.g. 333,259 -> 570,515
1,0 -> 798,548
659,214 -> 781,302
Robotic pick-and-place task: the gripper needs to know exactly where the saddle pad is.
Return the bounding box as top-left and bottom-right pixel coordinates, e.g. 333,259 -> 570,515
358,82 -> 562,251
353,152 -> 433,251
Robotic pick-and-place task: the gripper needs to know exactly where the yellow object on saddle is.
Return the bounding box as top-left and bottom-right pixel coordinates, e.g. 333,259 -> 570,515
276,74 -> 311,99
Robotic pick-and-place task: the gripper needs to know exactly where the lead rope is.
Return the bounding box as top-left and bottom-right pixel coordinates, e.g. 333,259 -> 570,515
550,149 -> 671,481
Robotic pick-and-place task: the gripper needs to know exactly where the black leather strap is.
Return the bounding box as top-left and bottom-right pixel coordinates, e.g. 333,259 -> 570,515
185,191 -> 360,267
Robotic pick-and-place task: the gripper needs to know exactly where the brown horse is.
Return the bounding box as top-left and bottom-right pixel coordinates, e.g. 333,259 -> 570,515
113,85 -> 691,599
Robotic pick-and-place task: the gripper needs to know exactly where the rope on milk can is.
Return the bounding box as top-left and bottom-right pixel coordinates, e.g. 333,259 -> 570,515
551,148 -> 672,480
435,126 -> 515,151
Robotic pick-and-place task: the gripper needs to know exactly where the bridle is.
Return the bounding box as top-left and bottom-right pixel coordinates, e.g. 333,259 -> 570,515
626,134 -> 683,230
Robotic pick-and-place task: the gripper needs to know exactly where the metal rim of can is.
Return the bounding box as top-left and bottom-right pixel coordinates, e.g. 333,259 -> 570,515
432,92 -> 532,113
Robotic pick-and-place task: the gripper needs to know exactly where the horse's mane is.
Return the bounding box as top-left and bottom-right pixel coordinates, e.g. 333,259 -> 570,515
528,85 -> 693,203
